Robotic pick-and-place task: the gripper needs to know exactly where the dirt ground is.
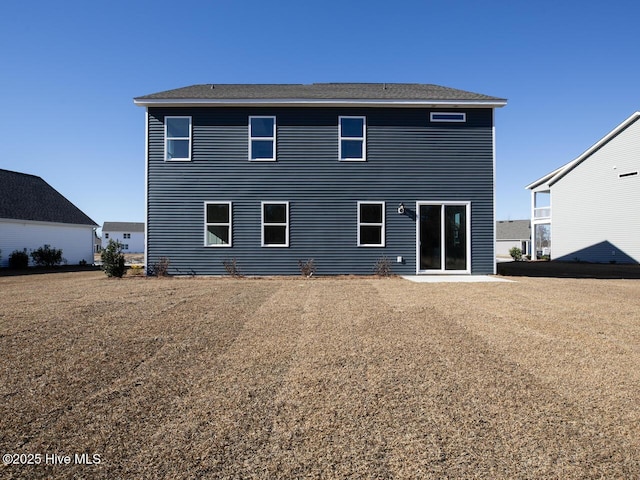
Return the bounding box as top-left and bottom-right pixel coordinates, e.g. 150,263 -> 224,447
93,253 -> 144,266
1,272 -> 639,479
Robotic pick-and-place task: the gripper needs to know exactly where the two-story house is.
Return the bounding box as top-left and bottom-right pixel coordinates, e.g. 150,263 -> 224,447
134,83 -> 507,275
527,111 -> 640,263
101,222 -> 145,253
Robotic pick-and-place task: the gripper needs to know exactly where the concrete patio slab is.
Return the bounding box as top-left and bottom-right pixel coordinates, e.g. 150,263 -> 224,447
401,275 -> 514,283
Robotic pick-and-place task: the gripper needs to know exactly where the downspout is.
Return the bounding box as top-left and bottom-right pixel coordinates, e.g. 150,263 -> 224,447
144,109 -> 149,273
492,108 -> 497,275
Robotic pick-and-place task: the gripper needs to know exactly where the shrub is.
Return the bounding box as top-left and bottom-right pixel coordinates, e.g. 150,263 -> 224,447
31,245 -> 63,267
509,247 -> 523,261
9,249 -> 29,269
298,259 -> 316,278
101,239 -> 126,278
149,257 -> 170,277
223,258 -> 242,277
373,256 -> 393,276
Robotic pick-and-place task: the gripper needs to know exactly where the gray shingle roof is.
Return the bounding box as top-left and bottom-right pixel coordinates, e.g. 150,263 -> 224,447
496,220 -> 531,240
0,169 -> 97,226
102,222 -> 144,232
135,83 -> 506,104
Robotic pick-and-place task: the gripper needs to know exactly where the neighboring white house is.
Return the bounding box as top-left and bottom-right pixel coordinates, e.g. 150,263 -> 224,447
0,169 -> 98,267
496,220 -> 531,258
101,222 -> 145,253
526,111 -> 640,263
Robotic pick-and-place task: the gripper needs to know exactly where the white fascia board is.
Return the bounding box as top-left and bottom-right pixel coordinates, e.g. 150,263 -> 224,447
547,111 -> 640,187
527,111 -> 640,190
0,218 -> 96,229
525,166 -> 565,190
133,98 -> 507,108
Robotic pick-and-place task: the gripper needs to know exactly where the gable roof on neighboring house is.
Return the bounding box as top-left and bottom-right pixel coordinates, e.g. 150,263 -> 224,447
103,222 -> 145,232
527,111 -> 640,190
0,169 -> 97,226
134,83 -> 507,107
496,220 -> 531,240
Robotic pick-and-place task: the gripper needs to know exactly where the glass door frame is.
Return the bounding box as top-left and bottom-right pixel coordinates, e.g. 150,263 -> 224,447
416,201 -> 471,274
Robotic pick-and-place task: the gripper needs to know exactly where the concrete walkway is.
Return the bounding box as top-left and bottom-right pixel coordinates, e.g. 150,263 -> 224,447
402,275 -> 514,283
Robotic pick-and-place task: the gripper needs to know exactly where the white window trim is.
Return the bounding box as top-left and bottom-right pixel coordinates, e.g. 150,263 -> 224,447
339,116 -> 366,161
261,201 -> 289,247
357,201 -> 385,247
415,201 -> 471,274
249,116 -> 276,161
204,201 -> 232,247
165,116 -> 192,161
430,112 -> 466,123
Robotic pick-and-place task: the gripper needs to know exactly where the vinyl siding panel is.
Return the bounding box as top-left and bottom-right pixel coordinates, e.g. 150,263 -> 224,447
0,220 -> 94,267
552,117 -> 640,263
146,107 -> 495,275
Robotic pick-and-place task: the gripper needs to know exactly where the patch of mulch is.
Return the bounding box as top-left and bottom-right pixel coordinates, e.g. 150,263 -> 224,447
0,265 -> 100,277
497,260 -> 640,279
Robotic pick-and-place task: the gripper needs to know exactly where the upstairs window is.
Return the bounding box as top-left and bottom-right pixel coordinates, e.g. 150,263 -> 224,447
123,233 -> 131,239
204,202 -> 232,247
339,116 -> 366,161
165,116 -> 192,161
430,112 -> 466,123
357,202 -> 385,246
262,202 -> 289,247
250,116 -> 276,161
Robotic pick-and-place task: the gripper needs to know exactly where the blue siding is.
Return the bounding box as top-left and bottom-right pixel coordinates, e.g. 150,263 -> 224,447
146,107 -> 495,275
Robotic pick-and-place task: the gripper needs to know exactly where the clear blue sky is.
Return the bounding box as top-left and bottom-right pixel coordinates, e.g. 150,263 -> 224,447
2,0 -> 638,230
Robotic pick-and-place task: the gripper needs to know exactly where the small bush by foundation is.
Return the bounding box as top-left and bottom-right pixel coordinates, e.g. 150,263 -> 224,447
101,240 -> 126,278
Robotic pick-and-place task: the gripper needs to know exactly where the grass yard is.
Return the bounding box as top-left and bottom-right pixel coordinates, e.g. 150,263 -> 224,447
1,272 -> 639,479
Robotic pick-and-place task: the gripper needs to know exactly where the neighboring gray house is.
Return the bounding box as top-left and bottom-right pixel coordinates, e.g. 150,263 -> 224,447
134,83 -> 507,275
0,169 -> 98,267
496,220 -> 531,258
102,222 -> 145,253
527,111 -> 640,263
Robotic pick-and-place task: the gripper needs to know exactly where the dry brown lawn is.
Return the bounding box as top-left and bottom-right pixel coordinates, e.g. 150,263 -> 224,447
0,272 -> 639,479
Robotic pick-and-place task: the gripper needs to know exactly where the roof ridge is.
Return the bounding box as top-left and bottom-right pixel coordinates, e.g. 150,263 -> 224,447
134,83 -> 507,105
0,168 -> 43,179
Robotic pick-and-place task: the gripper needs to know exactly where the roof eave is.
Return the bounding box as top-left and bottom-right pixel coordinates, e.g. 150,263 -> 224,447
0,217 -> 98,228
525,166 -> 565,190
547,111 -> 640,187
526,111 -> 640,190
133,98 -> 507,108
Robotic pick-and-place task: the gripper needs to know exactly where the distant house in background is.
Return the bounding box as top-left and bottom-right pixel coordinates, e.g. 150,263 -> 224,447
526,111 -> 640,263
0,169 -> 98,267
101,222 -> 145,253
94,230 -> 102,253
496,220 -> 531,258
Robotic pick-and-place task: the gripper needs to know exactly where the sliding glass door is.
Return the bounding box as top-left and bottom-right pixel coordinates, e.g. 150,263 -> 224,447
418,202 -> 470,273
